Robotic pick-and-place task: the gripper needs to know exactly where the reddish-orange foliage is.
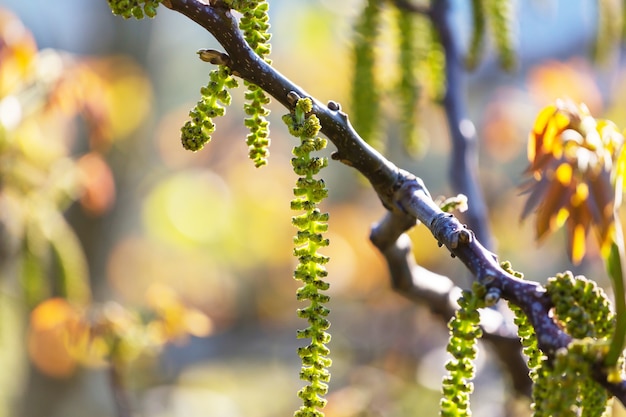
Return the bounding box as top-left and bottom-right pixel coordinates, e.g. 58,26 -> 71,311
522,100 -> 622,263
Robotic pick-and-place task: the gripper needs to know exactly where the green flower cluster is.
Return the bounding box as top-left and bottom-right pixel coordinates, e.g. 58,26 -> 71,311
465,0 -> 486,70
440,282 -> 486,417
500,263 -> 543,379
283,97 -> 331,417
527,271 -> 618,416
533,340 -> 612,417
226,0 -> 273,167
351,0 -> 382,148
464,0 -> 516,71
351,1 -> 444,153
107,0 -> 160,19
546,271 -> 614,340
397,10 -> 420,155
506,265 -> 618,416
421,22 -> 446,102
501,262 -> 547,415
244,83 -> 271,167
485,0 -> 516,71
180,66 -> 238,152
237,1 -> 271,59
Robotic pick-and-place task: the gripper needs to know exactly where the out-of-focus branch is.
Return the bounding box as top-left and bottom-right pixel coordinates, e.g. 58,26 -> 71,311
158,0 -> 626,405
431,0 -> 493,249
109,364 -> 132,417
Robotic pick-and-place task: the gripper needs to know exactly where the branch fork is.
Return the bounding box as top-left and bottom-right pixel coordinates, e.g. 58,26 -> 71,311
159,0 -> 626,405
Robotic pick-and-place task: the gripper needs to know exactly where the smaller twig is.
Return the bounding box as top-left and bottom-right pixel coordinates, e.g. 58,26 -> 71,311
109,363 -> 133,417
154,0 -> 626,405
371,214 -> 532,396
385,171 -> 626,404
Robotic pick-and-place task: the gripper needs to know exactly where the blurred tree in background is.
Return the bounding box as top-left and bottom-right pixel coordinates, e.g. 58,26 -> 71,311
1,1 -> 626,417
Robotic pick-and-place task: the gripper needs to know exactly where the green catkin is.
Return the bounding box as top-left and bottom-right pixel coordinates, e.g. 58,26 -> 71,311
231,0 -> 273,167
243,83 -> 271,167
423,22 -> 446,102
580,375 -> 612,417
501,263 -> 613,416
531,365 -> 552,417
440,282 -> 486,417
484,0 -> 516,71
181,66 -> 238,151
404,13 -> 444,104
509,298 -> 542,377
525,271 -> 618,416
396,10 -> 421,155
546,272 -> 614,340
545,348 -> 580,417
501,262 -> 548,415
351,0 -> 383,147
283,98 -> 332,417
542,341 -> 611,417
465,0 -> 486,70
595,0 -> 622,61
108,0 -> 160,19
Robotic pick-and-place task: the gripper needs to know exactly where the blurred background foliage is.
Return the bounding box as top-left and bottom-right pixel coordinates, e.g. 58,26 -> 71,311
1,0 -> 626,416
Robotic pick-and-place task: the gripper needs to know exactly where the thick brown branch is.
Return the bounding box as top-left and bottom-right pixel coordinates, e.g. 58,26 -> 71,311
159,0 -> 626,406
109,364 -> 132,417
371,226 -> 532,395
163,0 -> 402,202
392,174 -> 626,402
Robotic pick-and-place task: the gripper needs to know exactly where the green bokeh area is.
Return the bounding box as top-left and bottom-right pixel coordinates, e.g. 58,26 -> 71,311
142,171 -> 233,247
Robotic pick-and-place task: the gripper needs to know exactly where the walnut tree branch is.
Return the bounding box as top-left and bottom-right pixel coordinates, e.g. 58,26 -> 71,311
161,0 -> 401,199
370,219 -> 532,395
109,364 -> 132,417
159,0 -> 626,405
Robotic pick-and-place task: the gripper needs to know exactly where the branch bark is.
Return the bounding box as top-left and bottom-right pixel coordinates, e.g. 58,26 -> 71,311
159,0 -> 626,406
370,223 -> 532,395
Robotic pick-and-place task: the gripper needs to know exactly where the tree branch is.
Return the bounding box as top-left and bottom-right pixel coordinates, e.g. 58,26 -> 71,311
159,0 -> 626,406
109,364 -> 132,417
431,0 -> 493,249
370,223 -> 532,395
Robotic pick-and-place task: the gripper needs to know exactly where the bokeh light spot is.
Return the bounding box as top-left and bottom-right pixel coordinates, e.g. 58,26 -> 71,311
143,170 -> 232,246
